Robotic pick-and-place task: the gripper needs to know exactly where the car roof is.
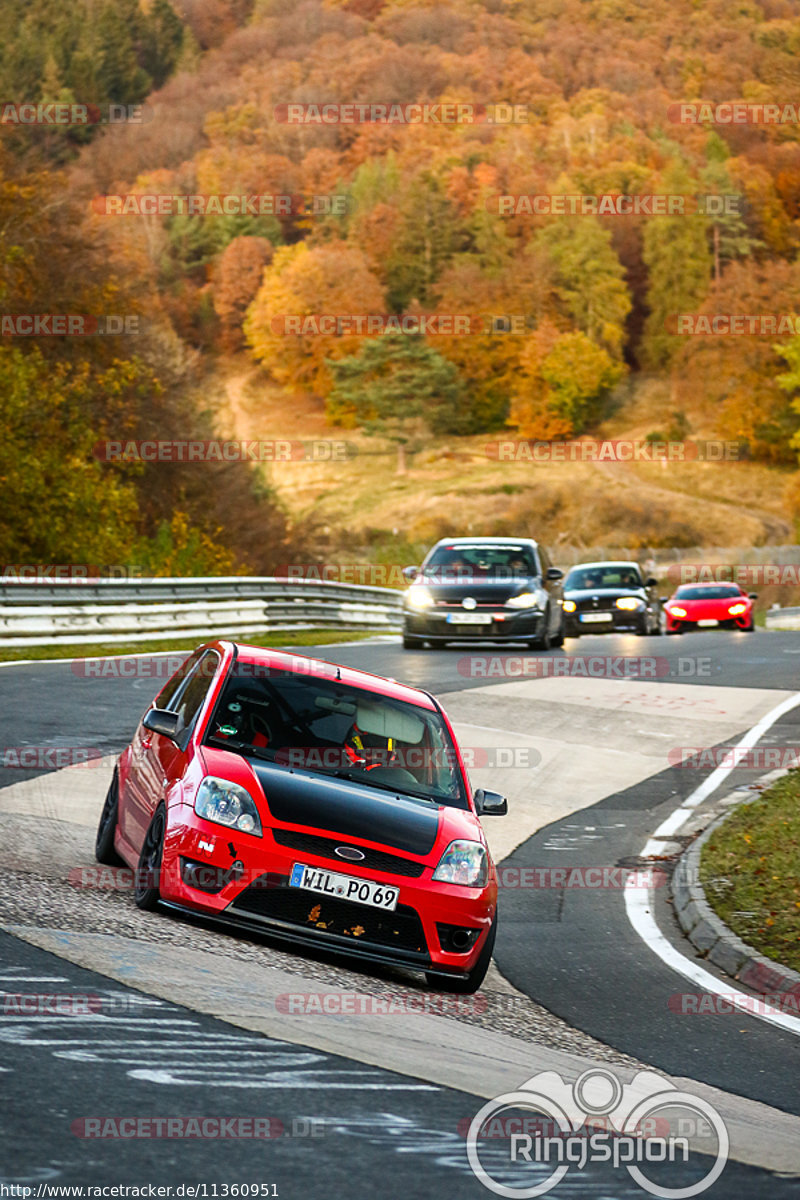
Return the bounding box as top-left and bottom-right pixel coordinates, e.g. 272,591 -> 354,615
568,561 -> 641,570
675,581 -> 743,589
214,641 -> 439,711
430,536 -> 540,548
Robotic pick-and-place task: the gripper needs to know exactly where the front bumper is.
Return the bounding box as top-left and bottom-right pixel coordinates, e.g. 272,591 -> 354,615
665,615 -> 751,632
160,815 -> 495,978
404,609 -> 545,642
564,610 -> 646,635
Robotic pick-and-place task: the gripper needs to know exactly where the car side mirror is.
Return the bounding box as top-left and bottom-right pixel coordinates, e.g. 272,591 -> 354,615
143,708 -> 180,740
748,593 -> 758,600
546,567 -> 564,581
402,566 -> 419,581
646,577 -> 658,587
473,787 -> 508,816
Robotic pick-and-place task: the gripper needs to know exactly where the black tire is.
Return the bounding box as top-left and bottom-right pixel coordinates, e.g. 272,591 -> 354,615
402,634 -> 425,649
527,608 -> 552,651
744,621 -> 755,632
426,915 -> 497,994
551,619 -> 565,648
134,805 -> 166,911
666,625 -> 683,635
95,771 -> 123,865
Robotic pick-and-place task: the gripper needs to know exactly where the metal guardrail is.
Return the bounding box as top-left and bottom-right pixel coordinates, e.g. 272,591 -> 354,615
765,606 -> 800,631
0,578 -> 404,647
4,547 -> 800,647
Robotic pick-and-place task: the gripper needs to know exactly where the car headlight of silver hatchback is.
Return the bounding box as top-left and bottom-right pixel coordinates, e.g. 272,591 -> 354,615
194,776 -> 263,836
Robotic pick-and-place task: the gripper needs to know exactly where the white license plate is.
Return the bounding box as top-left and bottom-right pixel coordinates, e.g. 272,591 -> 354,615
580,612 -> 613,623
447,613 -> 493,625
289,862 -> 399,911
697,618 -> 719,627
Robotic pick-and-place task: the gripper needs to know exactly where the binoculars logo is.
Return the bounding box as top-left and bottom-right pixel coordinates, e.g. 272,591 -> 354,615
466,1067 -> 728,1198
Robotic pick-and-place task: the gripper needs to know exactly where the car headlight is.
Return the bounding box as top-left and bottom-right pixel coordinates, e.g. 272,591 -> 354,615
615,597 -> 643,611
432,840 -> 488,887
194,776 -> 263,836
506,592 -> 541,610
668,605 -> 687,618
563,600 -> 577,613
728,603 -> 748,615
405,585 -> 434,611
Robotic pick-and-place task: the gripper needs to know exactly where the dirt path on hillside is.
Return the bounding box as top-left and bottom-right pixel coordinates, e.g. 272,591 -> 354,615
589,458 -> 792,543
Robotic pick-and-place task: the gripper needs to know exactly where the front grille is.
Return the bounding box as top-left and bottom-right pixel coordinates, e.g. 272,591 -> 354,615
271,828 -> 426,878
231,878 -> 427,954
575,597 -> 616,612
434,601 -> 501,609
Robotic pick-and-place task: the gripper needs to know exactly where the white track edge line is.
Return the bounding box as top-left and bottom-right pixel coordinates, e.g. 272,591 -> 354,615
625,690 -> 800,1036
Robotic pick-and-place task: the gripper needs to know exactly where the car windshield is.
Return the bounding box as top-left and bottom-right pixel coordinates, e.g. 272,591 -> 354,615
565,565 -> 643,590
204,662 -> 468,808
424,544 -> 536,580
674,586 -> 743,600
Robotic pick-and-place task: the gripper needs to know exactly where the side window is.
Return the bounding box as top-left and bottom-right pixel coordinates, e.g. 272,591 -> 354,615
533,546 -> 547,578
173,651 -> 221,735
155,652 -> 201,711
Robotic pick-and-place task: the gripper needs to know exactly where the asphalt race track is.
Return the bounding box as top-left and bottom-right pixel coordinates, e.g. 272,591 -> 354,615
2,628 -> 800,1199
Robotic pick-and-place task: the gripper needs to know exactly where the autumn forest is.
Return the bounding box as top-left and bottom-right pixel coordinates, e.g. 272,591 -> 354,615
4,0 -> 800,571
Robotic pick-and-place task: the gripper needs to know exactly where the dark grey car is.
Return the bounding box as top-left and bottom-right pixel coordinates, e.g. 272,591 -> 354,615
401,537 -> 564,649
562,561 -> 661,637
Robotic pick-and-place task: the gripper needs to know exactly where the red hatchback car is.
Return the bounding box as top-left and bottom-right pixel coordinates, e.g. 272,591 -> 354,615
96,642 -> 507,992
663,583 -> 757,633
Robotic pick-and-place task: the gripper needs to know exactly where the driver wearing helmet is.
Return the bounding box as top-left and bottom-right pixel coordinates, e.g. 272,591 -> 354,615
343,722 -> 397,770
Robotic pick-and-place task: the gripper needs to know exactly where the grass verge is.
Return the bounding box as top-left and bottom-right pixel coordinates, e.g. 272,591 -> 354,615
700,771 -> 800,974
0,629 -> 384,664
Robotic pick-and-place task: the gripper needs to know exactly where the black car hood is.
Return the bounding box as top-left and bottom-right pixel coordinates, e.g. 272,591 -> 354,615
564,586 -> 648,600
413,575 -> 539,605
251,761 -> 441,855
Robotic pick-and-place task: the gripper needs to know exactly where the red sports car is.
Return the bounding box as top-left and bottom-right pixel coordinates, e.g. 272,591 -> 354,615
663,583 -> 757,633
96,641 -> 506,992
